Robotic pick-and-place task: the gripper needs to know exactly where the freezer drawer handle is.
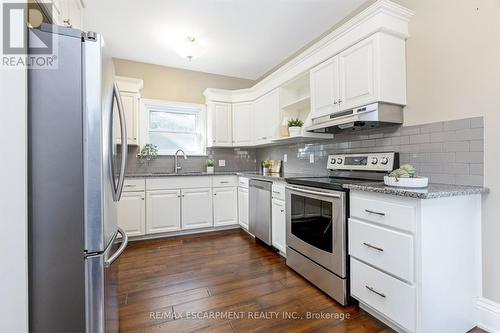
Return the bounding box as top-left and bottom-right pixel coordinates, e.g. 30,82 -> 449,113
105,227 -> 128,267
365,285 -> 386,298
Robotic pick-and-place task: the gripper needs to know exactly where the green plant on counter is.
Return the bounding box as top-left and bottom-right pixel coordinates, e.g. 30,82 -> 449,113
288,118 -> 304,128
262,160 -> 271,169
137,144 -> 158,160
205,159 -> 215,167
389,164 -> 417,180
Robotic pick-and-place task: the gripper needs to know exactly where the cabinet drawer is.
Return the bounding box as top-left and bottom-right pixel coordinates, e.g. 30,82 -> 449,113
213,175 -> 237,187
271,183 -> 285,201
123,178 -> 145,192
146,176 -> 211,190
349,218 -> 414,282
350,191 -> 416,233
351,258 -> 415,332
238,177 -> 249,189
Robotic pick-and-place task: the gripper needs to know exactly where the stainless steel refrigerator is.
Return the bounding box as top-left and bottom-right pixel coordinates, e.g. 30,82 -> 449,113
28,24 -> 128,333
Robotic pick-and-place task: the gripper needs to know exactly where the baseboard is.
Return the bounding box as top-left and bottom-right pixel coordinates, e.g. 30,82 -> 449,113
127,225 -> 241,242
476,297 -> 500,333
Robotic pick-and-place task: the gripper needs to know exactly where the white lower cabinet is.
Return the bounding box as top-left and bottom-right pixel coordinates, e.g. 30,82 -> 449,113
146,190 -> 181,234
117,191 -> 145,237
213,187 -> 238,226
237,187 -> 249,230
349,190 -> 482,333
181,188 -> 213,229
271,198 -> 286,254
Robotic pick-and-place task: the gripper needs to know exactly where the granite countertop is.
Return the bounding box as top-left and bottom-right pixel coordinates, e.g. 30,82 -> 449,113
344,182 -> 489,199
125,171 -> 314,180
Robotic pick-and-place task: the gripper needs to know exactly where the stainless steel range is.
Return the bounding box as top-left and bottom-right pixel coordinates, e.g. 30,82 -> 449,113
285,152 -> 399,305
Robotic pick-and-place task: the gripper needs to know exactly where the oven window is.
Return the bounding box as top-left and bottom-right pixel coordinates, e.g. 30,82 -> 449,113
290,194 -> 333,253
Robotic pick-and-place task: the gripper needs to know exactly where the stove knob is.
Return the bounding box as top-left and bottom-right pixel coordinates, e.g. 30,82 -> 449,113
330,158 -> 336,164
337,158 -> 343,164
381,157 -> 389,165
371,157 -> 378,164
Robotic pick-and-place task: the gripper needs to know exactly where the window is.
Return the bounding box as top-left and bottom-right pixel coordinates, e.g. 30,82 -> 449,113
143,100 -> 206,155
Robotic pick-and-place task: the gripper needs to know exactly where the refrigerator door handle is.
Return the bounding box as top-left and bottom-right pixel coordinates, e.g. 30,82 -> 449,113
105,227 -> 128,267
111,82 -> 128,201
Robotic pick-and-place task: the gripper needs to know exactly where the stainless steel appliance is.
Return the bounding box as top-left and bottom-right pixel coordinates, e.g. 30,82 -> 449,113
306,102 -> 403,134
249,179 -> 272,245
285,152 -> 398,305
28,24 -> 128,333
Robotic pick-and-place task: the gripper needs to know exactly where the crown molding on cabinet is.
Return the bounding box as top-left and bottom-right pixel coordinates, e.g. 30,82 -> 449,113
204,0 -> 414,104
115,76 -> 144,93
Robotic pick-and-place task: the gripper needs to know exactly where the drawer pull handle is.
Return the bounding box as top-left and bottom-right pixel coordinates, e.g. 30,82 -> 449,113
365,209 -> 385,216
219,181 -> 229,184
272,191 -> 281,194
363,242 -> 384,252
366,285 -> 386,298
124,185 -> 136,187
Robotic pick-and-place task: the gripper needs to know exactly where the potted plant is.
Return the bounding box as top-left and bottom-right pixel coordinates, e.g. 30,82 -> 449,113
205,159 -> 215,173
288,118 -> 304,137
262,160 -> 271,176
137,144 -> 158,161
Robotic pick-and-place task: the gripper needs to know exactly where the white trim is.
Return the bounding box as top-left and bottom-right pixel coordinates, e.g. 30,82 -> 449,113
476,297 -> 500,333
127,224 -> 240,242
141,99 -> 207,155
115,76 -> 144,93
203,0 -> 414,103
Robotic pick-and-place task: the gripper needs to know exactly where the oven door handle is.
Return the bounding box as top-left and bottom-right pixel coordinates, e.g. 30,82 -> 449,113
285,186 -> 341,198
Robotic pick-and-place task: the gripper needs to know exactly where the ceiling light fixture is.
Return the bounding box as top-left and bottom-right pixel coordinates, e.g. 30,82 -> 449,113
175,36 -> 204,61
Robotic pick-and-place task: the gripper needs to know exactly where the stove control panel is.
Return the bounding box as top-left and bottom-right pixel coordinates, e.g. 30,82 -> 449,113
327,152 -> 398,172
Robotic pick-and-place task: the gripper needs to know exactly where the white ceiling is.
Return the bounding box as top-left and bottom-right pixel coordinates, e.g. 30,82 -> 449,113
83,0 -> 366,80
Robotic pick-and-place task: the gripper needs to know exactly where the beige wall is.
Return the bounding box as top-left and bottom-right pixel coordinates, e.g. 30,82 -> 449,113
113,58 -> 255,104
395,0 -> 500,302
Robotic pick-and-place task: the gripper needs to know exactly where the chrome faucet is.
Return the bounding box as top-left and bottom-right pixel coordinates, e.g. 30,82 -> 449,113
174,149 -> 187,174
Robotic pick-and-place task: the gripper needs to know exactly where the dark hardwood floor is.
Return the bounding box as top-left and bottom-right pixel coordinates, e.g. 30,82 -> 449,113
117,229 -> 485,333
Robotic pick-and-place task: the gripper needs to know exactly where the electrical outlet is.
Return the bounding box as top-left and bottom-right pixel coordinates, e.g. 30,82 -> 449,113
218,160 -> 226,167
283,154 -> 287,162
309,154 -> 314,163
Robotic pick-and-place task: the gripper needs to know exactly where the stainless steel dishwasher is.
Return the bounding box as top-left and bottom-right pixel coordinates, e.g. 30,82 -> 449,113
249,179 -> 272,245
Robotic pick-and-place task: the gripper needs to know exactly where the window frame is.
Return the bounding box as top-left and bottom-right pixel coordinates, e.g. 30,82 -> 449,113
141,99 -> 207,156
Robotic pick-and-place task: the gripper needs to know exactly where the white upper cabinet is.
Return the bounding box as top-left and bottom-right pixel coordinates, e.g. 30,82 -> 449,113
181,188 -> 213,230
213,187 -> 238,226
310,57 -> 340,119
146,190 -> 181,234
232,102 -> 253,146
207,102 -> 232,147
115,77 -> 143,146
338,37 -> 376,110
253,89 -> 280,144
40,0 -> 83,29
310,33 -> 406,119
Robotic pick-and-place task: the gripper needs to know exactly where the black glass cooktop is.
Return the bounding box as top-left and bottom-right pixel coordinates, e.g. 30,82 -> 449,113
285,176 -> 377,191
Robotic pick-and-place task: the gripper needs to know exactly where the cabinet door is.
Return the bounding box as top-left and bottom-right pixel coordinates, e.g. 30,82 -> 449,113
117,192 -> 145,237
338,38 -> 376,110
115,92 -> 139,145
253,90 -> 280,144
271,199 -> 286,253
310,57 -> 340,119
238,187 -> 249,230
213,187 -> 238,226
209,102 -> 232,146
146,190 -> 181,234
181,188 -> 213,230
232,102 -> 253,145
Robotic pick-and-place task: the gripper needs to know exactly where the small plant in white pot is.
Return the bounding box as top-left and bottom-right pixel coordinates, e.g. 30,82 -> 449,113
288,118 -> 304,137
137,144 -> 158,161
262,160 -> 271,176
205,159 -> 215,173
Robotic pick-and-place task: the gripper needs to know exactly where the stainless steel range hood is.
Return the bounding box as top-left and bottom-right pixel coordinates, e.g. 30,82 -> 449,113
306,102 -> 403,134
